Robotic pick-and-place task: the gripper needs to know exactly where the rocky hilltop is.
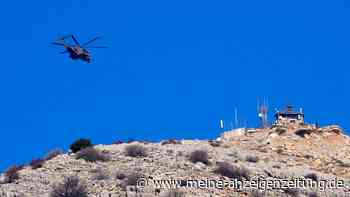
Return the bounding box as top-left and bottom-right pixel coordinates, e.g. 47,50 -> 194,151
1,125 -> 350,197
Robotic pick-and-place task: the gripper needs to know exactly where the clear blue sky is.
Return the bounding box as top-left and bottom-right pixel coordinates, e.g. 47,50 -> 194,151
0,1 -> 349,171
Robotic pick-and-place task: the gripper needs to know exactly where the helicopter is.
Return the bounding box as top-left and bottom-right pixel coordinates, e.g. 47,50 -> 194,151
52,35 -> 107,63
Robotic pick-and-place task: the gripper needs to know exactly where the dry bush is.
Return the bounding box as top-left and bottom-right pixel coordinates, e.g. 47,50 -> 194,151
4,165 -> 23,183
161,139 -> 181,145
276,148 -> 284,154
208,140 -> 221,147
92,168 -> 109,180
283,188 -> 299,197
304,173 -> 318,182
76,147 -> 110,162
162,189 -> 186,197
245,155 -> 259,163
125,144 -> 148,157
308,192 -> 319,197
30,158 -> 45,169
50,176 -> 88,197
45,149 -> 64,160
70,138 -> 92,153
113,140 -> 124,145
115,172 -> 126,180
214,162 -> 250,180
275,127 -> 287,135
189,150 -> 209,165
127,139 -> 136,143
125,173 -> 142,186
250,190 -> 265,197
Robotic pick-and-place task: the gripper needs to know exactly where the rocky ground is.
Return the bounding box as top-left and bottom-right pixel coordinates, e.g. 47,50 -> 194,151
1,125 -> 350,197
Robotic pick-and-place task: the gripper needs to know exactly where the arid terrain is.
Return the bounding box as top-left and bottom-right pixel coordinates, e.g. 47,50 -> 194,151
1,125 -> 350,197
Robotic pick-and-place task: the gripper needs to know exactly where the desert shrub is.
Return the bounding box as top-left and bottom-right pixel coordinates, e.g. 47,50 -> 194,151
70,138 -> 92,153
76,147 -> 110,162
30,158 -> 45,169
275,127 -> 287,135
304,173 -> 318,182
276,148 -> 283,154
116,172 -> 126,180
189,150 -> 209,165
294,129 -> 312,138
214,162 -> 250,180
164,189 -> 186,197
161,139 -> 181,145
283,188 -> 299,197
245,155 -> 259,163
50,176 -> 88,197
208,140 -> 221,147
308,192 -> 318,197
4,165 -> 23,183
125,144 -> 147,157
250,190 -> 265,197
92,168 -> 109,180
125,173 -> 142,186
45,149 -> 64,160
113,140 -> 124,145
127,139 -> 136,143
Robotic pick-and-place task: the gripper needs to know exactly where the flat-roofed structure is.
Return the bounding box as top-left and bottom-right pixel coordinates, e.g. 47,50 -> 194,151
274,105 -> 304,126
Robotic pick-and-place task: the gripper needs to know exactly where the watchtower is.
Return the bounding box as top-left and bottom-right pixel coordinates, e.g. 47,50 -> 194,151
274,105 -> 304,126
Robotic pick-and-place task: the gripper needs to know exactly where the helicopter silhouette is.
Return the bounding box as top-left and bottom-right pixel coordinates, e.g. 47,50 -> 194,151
52,35 -> 107,63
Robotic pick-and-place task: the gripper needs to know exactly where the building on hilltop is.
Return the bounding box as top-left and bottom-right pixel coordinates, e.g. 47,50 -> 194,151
273,105 -> 304,127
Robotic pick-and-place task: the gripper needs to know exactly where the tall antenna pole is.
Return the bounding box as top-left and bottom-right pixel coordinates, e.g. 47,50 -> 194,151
220,119 -> 224,130
258,97 -> 269,128
234,107 -> 238,129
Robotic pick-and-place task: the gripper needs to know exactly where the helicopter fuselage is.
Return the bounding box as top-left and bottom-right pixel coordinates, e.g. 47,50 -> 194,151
66,46 -> 91,63
52,35 -> 107,63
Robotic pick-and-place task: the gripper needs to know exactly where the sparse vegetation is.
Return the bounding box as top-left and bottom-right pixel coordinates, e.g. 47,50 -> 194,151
283,188 -> 299,197
304,173 -> 318,182
164,189 -> 186,197
275,127 -> 287,135
92,168 -> 109,180
70,138 -> 92,153
250,190 -> 265,197
127,139 -> 136,143
245,155 -> 259,163
276,148 -> 284,154
30,158 -> 45,169
214,162 -> 250,180
295,128 -> 312,138
113,140 -> 124,145
189,150 -> 209,165
115,172 -> 126,180
50,176 -> 88,197
308,192 -> 319,197
208,140 -> 221,147
125,144 -> 148,157
4,165 -> 23,183
45,149 -> 64,160
76,147 -> 110,162
161,139 -> 181,145
125,173 -> 142,186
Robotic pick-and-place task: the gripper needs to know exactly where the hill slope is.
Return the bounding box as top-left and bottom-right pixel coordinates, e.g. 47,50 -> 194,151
1,125 -> 350,197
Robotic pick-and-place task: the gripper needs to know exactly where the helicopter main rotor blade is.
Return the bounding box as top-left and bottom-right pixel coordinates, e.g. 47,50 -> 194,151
57,35 -> 73,41
51,42 -> 66,46
71,35 -> 80,46
86,46 -> 109,49
82,36 -> 102,47
60,50 -> 68,54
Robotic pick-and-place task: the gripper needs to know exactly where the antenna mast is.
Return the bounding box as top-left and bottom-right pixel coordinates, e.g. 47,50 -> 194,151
257,97 -> 269,128
234,107 -> 238,129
